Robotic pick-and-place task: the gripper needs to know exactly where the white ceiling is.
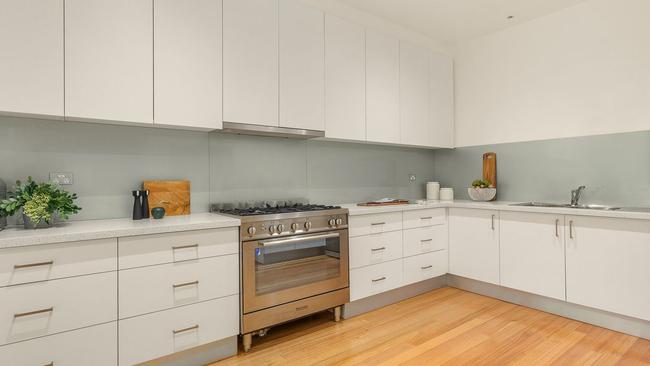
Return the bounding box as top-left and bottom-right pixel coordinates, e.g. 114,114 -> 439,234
336,0 -> 587,44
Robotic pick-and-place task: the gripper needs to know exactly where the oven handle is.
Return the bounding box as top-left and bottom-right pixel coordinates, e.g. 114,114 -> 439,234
259,232 -> 341,247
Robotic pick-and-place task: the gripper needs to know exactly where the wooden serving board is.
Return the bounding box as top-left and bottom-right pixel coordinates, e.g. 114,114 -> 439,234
482,152 -> 497,188
357,200 -> 410,206
143,180 -> 191,216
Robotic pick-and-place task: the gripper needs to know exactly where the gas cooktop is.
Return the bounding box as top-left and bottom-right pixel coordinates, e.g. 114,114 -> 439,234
214,203 -> 342,217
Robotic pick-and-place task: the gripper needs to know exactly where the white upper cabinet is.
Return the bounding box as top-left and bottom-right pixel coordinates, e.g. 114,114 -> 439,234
154,0 -> 222,129
430,52 -> 454,148
0,0 -> 63,117
324,15 -> 365,140
449,208 -> 500,285
223,0 -> 278,127
399,41 -> 430,147
366,30 -> 400,144
65,0 -> 153,124
279,0 -> 324,131
500,211 -> 566,300
566,216 -> 650,321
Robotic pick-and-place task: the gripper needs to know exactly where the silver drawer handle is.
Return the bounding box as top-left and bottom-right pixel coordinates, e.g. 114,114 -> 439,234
14,260 -> 54,269
370,222 -> 386,226
173,280 -> 199,289
421,265 -> 433,270
172,244 -> 199,250
420,239 -> 433,243
370,247 -> 386,252
14,307 -> 54,319
173,324 -> 199,335
371,276 -> 386,282
420,216 -> 433,220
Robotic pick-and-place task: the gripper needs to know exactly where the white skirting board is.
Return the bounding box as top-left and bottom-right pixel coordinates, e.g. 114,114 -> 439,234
138,336 -> 237,366
447,275 -> 650,340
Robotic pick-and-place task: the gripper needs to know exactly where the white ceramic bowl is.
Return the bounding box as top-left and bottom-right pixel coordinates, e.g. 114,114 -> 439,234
467,187 -> 496,201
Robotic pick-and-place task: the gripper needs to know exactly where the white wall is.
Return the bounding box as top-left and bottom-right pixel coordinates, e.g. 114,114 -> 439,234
454,0 -> 650,147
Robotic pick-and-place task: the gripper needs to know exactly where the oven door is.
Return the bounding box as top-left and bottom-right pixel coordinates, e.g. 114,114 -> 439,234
242,229 -> 349,313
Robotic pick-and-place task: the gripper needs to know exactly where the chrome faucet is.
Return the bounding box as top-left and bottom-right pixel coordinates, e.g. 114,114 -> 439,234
570,186 -> 586,206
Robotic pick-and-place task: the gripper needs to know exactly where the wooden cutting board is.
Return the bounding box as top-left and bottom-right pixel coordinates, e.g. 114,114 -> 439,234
482,152 -> 497,188
143,180 -> 191,216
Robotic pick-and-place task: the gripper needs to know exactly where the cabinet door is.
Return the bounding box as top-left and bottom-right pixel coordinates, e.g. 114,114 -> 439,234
430,52 -> 454,148
366,30 -> 400,144
448,208 -> 499,284
154,0 -> 222,129
279,0 -> 324,131
500,212 -> 565,300
324,14 -> 365,140
0,0 -> 63,117
223,0 -> 278,126
566,216 -> 650,321
65,0 -> 153,123
399,41 -> 430,147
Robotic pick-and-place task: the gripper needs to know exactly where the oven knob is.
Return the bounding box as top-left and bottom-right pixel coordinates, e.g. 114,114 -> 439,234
247,226 -> 257,236
268,225 -> 277,234
291,223 -> 299,232
277,224 -> 285,233
328,219 -> 336,227
336,218 -> 343,226
304,221 -> 312,231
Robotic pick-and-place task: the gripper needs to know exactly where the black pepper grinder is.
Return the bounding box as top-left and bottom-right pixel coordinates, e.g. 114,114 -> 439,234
141,190 -> 150,219
132,190 -> 143,220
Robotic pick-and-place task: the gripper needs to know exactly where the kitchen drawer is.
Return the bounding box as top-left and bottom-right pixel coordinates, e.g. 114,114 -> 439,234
0,272 -> 117,346
348,212 -> 402,237
403,208 -> 446,229
119,254 -> 239,319
0,322 -> 117,366
350,259 -> 403,301
349,231 -> 402,269
119,295 -> 239,366
0,238 -> 117,287
403,250 -> 448,286
118,228 -> 238,270
403,225 -> 448,257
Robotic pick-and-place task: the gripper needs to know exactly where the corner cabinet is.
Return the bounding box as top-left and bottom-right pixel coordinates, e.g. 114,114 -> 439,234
0,0 -> 64,118
448,208 -> 500,285
430,53 -> 454,148
154,0 -> 222,129
565,216 -> 650,321
500,211 -> 565,300
65,0 -> 153,124
399,41 -> 430,147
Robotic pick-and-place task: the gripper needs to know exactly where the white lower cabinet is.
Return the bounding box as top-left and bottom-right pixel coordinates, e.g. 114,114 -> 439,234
449,208 -> 500,285
350,259 -> 403,301
349,231 -> 402,269
403,225 -> 447,257
566,216 -> 650,321
0,322 -> 117,366
500,211 -> 566,300
119,295 -> 239,366
403,250 -> 447,286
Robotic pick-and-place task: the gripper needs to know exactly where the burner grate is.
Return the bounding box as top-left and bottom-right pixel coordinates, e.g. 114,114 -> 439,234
217,204 -> 341,217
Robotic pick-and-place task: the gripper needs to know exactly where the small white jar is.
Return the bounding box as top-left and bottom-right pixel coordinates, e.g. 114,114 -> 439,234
440,188 -> 454,201
426,182 -> 440,200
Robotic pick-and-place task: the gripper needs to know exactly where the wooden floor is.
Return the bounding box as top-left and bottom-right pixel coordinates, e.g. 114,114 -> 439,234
212,287 -> 650,366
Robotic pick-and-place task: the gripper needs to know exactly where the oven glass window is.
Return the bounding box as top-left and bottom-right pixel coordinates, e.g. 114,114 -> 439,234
255,234 -> 341,295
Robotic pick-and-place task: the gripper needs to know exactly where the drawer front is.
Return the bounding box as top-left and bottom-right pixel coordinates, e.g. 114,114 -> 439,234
350,259 -> 403,301
0,272 -> 117,345
403,225 -> 448,257
349,231 -> 402,269
119,254 -> 239,319
119,295 -> 239,366
0,238 -> 117,287
403,250 -> 448,286
349,212 -> 402,237
0,322 -> 117,366
403,208 -> 446,229
118,228 -> 239,270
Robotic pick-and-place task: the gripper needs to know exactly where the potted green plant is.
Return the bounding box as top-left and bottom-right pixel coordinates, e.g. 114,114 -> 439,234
468,179 -> 497,201
0,177 -> 81,229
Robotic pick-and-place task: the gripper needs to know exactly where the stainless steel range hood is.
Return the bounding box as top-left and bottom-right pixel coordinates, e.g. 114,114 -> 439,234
221,121 -> 324,139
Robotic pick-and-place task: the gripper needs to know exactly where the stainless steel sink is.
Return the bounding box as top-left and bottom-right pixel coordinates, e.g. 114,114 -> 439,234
510,202 -> 621,211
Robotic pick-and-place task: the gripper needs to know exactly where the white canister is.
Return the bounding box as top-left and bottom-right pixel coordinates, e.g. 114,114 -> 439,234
440,188 -> 454,201
426,182 -> 440,200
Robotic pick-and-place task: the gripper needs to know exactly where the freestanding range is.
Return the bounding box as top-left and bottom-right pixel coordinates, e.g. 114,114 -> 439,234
215,203 -> 350,351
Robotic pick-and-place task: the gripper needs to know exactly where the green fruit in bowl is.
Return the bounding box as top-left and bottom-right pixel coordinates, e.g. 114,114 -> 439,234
471,179 -> 492,188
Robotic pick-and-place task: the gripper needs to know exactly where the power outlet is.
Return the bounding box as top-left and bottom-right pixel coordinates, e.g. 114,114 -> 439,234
50,172 -> 74,185
409,174 -> 417,182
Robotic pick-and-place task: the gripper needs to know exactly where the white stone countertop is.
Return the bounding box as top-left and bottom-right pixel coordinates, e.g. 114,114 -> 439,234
340,200 -> 650,220
0,212 -> 240,249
